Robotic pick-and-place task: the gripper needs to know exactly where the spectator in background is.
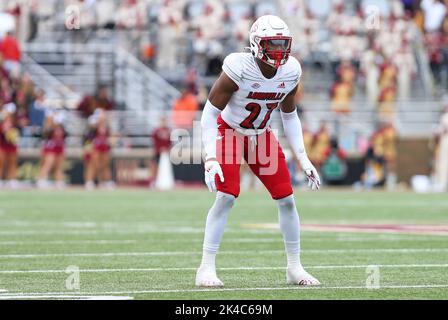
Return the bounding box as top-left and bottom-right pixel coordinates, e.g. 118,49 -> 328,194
0,102 -> 19,188
378,82 -> 397,122
369,122 -> 397,189
378,57 -> 398,121
185,68 -> 198,95
141,41 -> 156,68
96,0 -> 116,30
310,121 -> 331,169
361,44 -> 380,104
28,88 -> 46,131
5,0 -> 21,35
381,122 -> 398,189
321,137 -> 347,185
36,110 -> 67,189
379,57 -> 398,90
234,14 -> 254,51
0,68 -> 13,105
197,85 -> 209,110
115,0 -> 147,30
395,40 -> 417,100
356,146 -> 386,189
203,40 -> 224,77
421,0 -> 446,33
0,53 -> 9,80
77,84 -> 114,118
157,0 -> 184,71
330,76 -> 353,114
13,73 -> 34,129
171,87 -> 199,129
0,31 -> 21,77
402,0 -> 419,15
150,115 -> 171,187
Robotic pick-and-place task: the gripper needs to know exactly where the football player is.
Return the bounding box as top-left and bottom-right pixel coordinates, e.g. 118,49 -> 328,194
196,15 -> 321,287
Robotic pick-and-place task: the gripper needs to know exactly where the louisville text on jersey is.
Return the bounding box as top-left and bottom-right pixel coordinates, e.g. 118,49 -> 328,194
246,92 -> 286,101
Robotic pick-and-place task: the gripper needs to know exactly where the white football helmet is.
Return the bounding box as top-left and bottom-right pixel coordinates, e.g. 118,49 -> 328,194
249,15 -> 292,69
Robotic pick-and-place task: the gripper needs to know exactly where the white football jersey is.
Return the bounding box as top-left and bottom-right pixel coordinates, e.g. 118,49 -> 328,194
221,52 -> 301,136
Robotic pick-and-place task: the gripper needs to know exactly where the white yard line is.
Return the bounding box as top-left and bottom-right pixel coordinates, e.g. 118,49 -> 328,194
0,239 -> 279,245
2,284 -> 448,297
1,248 -> 448,259
89,284 -> 448,294
0,295 -> 133,300
0,228 -> 281,236
1,264 -> 447,274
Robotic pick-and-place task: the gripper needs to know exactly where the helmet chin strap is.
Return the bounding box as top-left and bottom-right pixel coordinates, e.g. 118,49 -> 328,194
274,58 -> 281,69
263,51 -> 283,69
258,56 -> 280,70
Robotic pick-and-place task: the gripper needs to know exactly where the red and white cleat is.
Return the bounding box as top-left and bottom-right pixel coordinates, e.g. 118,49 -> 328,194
286,267 -> 321,286
195,266 -> 224,287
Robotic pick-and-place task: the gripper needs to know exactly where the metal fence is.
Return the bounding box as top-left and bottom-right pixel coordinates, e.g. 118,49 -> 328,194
22,42 -> 181,112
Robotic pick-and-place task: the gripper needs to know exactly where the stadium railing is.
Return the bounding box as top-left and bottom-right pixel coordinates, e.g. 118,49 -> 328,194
22,42 -> 181,112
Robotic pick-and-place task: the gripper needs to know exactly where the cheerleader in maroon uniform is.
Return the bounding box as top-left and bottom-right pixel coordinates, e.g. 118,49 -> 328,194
37,111 -> 67,189
0,103 -> 19,188
84,109 -> 115,189
150,116 -> 171,187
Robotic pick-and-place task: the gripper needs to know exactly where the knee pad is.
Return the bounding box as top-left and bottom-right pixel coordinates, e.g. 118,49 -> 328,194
277,194 -> 295,212
215,191 -> 236,210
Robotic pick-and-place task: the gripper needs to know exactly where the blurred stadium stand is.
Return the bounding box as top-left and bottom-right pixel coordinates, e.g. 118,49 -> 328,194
1,0 -> 448,186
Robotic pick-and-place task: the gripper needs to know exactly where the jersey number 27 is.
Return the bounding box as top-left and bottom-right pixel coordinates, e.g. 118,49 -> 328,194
240,102 -> 278,130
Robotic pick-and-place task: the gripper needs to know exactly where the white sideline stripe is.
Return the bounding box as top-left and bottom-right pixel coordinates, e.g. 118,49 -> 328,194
3,284 -> 448,297
0,239 -> 279,245
0,235 -> 446,246
1,248 -> 448,259
1,264 -> 447,274
0,295 -> 133,300
0,230 -> 268,236
0,240 -> 137,245
0,229 -> 275,236
1,236 -> 447,246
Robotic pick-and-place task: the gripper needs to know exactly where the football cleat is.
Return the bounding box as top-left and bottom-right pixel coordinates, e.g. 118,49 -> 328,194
195,266 -> 224,287
286,267 -> 321,286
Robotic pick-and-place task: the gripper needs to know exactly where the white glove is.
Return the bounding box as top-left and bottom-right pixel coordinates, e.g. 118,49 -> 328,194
204,159 -> 224,192
298,155 -> 321,191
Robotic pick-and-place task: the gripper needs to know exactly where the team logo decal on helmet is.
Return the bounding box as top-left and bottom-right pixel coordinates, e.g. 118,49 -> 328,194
249,15 -> 292,69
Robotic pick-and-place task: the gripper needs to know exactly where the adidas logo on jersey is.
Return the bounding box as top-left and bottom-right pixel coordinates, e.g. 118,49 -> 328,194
277,82 -> 285,88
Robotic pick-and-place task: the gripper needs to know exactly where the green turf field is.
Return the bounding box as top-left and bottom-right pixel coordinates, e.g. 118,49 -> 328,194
0,189 -> 447,299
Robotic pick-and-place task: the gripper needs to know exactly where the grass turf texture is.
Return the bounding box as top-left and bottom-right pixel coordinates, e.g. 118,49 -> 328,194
0,189 -> 447,299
